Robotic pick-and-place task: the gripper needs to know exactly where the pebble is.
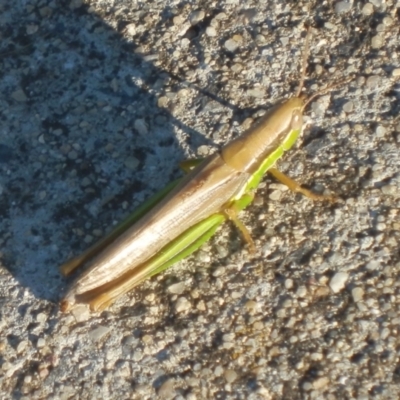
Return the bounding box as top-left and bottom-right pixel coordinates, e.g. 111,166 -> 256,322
206,26 -> 217,37
224,369 -> 237,383
392,68 -> 400,78
134,119 -> 148,135
158,379 -> 175,399
351,287 -> 364,302
285,279 -> 293,289
17,340 -> 28,353
296,286 -> 307,298
214,365 -> 224,377
269,190 -> 282,201
342,101 -> 354,113
334,1 -> 352,14
366,260 -> 380,270
383,16 -> 393,26
329,272 -> 349,293
244,300 -> 258,314
158,97 -> 169,108
71,305 -> 90,322
369,0 -> 383,7
313,376 -> 330,389
11,89 -> 28,102
168,282 -> 186,295
212,266 -> 225,277
375,125 -> 386,137
37,338 -> 46,348
89,325 -> 111,341
371,35 -> 384,49
124,156 -> 140,170
125,23 -> 136,36
190,10 -> 205,25
366,75 -> 381,89
225,38 -> 239,52
361,3 -> 374,15
175,297 -> 191,312
39,366 -> 50,379
381,185 -> 397,196
36,313 -> 47,323
247,88 -> 264,98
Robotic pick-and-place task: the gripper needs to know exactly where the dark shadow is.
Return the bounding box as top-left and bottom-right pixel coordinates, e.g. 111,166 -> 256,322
0,2 -> 246,303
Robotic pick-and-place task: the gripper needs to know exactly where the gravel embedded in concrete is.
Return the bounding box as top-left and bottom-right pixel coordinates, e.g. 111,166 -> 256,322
1,1 -> 399,399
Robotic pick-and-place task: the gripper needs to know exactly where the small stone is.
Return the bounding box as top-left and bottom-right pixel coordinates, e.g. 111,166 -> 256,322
133,349 -> 142,362
81,177 -> 91,187
366,260 -> 380,271
11,89 -> 28,102
224,369 -> 237,383
285,279 -> 293,289
37,338 -> 46,348
369,0 -> 383,7
214,365 -> 224,377
38,365 -> 49,379
342,101 -> 354,113
190,10 -> 205,25
39,6 -> 53,17
158,379 -> 175,399
329,272 -> 349,293
244,300 -> 258,314
375,125 -> 387,137
247,88 -> 264,98
313,376 -> 330,389
324,22 -> 337,31
134,119 -> 148,135
125,23 -> 136,36
68,150 -> 78,160
17,340 -> 28,353
381,185 -> 397,196
71,305 -> 90,322
24,375 -> 32,384
269,190 -> 282,201
392,68 -> 400,78
361,3 -> 374,15
383,16 -> 393,26
175,297 -> 191,312
303,382 -> 313,391
69,0 -> 83,9
173,15 -> 183,26
206,26 -> 217,37
366,75 -> 381,89
158,97 -> 169,108
212,266 -> 225,277
296,286 -> 307,298
25,22 -> 39,34
142,334 -> 152,344
334,1 -> 352,14
168,282 -> 186,295
242,8 -> 257,23
124,156 -> 140,170
36,313 -> 47,323
89,325 -> 111,341
280,36 -> 289,45
225,38 -> 239,52
371,35 -> 384,49
351,287 -> 364,302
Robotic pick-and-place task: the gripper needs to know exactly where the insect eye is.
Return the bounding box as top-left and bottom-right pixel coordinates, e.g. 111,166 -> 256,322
291,109 -> 303,130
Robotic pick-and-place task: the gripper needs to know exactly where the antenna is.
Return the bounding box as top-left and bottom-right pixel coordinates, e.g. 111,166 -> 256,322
302,75 -> 355,111
295,26 -> 312,98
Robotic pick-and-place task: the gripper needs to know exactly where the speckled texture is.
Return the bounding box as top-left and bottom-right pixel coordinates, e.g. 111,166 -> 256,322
1,1 -> 399,399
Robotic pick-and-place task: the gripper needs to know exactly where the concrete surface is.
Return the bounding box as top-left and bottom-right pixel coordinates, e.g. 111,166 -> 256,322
1,0 -> 399,399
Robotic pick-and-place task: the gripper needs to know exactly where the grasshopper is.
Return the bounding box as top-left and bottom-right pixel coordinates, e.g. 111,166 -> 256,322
60,30 -> 349,312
